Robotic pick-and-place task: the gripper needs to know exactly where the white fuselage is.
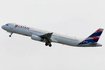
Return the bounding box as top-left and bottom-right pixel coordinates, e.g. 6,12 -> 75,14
2,23 -> 102,47
2,23 -> 82,46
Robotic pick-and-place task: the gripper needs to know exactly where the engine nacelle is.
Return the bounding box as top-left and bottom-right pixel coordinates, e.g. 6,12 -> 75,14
31,35 -> 42,41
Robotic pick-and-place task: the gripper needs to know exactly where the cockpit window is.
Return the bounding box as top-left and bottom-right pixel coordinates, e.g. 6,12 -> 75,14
6,24 -> 8,26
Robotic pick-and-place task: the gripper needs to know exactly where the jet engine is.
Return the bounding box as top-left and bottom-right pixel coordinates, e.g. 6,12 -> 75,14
31,35 -> 42,41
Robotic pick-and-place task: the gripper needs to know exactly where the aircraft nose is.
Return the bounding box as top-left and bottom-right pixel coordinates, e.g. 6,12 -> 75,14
1,25 -> 5,29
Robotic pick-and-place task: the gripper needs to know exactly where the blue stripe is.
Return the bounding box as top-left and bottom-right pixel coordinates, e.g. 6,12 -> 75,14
79,39 -> 99,44
92,39 -> 99,42
89,32 -> 102,37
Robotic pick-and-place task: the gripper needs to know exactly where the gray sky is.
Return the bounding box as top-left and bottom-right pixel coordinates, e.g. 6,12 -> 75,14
0,0 -> 105,70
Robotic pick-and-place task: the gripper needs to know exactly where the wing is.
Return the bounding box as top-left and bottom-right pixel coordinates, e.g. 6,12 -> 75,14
40,33 -> 53,47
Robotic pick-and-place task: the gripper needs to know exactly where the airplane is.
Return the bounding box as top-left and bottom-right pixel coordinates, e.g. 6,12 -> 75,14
1,23 -> 104,47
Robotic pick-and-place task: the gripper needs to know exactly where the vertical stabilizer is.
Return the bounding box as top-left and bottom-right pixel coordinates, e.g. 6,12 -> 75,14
79,28 -> 104,44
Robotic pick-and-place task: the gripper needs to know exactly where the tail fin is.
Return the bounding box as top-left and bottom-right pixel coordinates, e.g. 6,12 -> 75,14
79,28 -> 104,44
